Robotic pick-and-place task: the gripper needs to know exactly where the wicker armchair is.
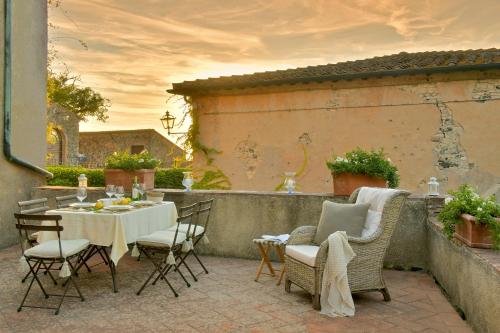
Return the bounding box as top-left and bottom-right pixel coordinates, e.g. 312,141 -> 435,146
284,188 -> 410,310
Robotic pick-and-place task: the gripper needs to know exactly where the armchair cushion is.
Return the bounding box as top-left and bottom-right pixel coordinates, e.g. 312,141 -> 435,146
313,201 -> 369,244
285,245 -> 320,267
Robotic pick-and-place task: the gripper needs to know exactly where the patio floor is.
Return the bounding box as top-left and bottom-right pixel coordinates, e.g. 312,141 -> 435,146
0,245 -> 471,333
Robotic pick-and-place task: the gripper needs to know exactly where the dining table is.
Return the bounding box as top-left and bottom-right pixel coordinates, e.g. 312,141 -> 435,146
38,201 -> 178,292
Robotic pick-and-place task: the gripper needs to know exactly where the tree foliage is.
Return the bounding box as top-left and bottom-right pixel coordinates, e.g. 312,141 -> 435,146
47,72 -> 110,122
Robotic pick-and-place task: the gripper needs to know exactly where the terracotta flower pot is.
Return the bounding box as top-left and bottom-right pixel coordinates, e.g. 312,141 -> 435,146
104,169 -> 155,191
454,213 -> 496,249
332,172 -> 387,196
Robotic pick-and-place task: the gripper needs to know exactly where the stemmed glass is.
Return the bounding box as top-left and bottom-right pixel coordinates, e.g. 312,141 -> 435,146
138,183 -> 146,200
76,187 -> 87,203
115,186 -> 125,199
105,185 -> 116,198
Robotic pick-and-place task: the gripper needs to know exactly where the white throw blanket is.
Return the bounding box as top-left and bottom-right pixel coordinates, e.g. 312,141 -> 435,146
320,231 -> 356,317
356,187 -> 398,238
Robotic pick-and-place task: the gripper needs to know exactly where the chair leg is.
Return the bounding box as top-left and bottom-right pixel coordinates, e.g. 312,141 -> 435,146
55,276 -> 72,315
312,294 -> 321,310
192,250 -> 208,274
381,287 -> 391,302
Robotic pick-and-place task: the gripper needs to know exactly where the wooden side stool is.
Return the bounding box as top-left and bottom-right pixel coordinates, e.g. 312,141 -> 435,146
253,238 -> 286,286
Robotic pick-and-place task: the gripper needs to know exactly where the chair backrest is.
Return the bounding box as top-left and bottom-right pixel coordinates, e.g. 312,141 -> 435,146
349,187 -> 410,245
56,194 -> 78,209
196,199 -> 214,235
18,198 -> 50,215
14,213 -> 64,257
171,211 -> 195,246
177,202 -> 198,240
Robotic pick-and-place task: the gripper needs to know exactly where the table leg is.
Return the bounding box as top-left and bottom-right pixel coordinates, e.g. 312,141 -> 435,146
255,243 -> 275,279
101,246 -> 118,293
275,245 -> 286,286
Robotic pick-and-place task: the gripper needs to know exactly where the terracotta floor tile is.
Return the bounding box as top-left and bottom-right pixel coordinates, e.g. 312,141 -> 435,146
0,245 -> 472,333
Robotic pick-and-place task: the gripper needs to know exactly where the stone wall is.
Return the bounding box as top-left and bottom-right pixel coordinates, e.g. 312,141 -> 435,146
191,71 -> 500,195
31,187 -> 428,269
47,105 -> 80,165
427,220 -> 499,333
0,0 -> 47,248
79,129 -> 184,168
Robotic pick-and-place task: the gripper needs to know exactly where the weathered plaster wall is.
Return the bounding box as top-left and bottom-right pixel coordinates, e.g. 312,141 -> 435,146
79,129 -> 184,168
47,105 -> 80,165
192,72 -> 500,195
0,0 -> 47,248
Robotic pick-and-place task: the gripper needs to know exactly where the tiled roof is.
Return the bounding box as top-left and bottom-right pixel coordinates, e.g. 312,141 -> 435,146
169,49 -> 500,95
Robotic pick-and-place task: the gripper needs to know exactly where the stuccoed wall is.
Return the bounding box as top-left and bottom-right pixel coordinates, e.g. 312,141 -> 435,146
0,1 -> 47,249
192,72 -> 500,195
428,221 -> 499,333
31,187 -> 429,268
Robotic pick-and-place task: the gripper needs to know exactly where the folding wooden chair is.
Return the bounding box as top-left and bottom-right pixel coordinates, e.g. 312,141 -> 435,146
134,211 -> 193,297
14,213 -> 89,315
17,198 -> 56,284
55,194 -> 78,208
181,199 -> 214,278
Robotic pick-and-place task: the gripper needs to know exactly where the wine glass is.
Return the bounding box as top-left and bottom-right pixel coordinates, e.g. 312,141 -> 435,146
105,184 -> 116,198
138,183 -> 146,200
76,187 -> 87,203
115,186 -> 125,199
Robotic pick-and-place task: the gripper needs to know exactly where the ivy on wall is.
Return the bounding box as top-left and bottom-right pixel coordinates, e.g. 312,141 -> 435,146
181,97 -> 231,190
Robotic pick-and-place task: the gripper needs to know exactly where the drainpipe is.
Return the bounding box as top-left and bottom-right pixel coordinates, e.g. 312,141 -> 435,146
3,0 -> 52,178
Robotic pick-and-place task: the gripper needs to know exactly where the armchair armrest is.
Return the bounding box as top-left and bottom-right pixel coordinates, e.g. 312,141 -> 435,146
287,226 -> 317,245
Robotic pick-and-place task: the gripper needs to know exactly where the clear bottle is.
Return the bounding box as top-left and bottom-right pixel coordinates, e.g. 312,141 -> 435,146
132,176 -> 140,200
78,174 -> 87,188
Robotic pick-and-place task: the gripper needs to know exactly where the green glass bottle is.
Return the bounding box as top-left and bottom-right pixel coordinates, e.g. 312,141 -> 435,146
132,176 -> 140,201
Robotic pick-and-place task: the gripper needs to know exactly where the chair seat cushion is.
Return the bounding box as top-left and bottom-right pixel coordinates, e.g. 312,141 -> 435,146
137,231 -> 186,248
285,245 -> 320,267
168,224 -> 204,236
313,201 -> 370,244
24,239 -> 89,259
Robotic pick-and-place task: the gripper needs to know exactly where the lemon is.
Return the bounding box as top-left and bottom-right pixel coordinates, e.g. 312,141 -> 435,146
95,202 -> 104,210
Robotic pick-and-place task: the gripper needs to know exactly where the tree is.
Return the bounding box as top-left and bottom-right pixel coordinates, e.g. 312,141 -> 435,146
47,72 -> 110,122
47,0 -> 110,122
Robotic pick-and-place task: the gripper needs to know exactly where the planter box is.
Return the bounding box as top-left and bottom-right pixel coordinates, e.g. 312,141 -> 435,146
104,169 -> 155,191
454,213 -> 496,249
332,172 -> 387,196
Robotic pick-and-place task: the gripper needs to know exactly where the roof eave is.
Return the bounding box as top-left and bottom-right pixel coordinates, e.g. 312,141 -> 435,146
168,63 -> 500,96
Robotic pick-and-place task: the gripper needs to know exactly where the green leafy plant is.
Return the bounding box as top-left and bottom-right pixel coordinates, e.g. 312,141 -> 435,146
438,184 -> 500,249
105,151 -> 160,170
192,168 -> 231,190
326,148 -> 399,188
47,166 -> 187,189
154,168 -> 189,189
47,166 -> 105,187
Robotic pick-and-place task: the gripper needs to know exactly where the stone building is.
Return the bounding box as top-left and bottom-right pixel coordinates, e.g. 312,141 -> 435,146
0,1 -> 48,248
46,105 -> 80,166
169,49 -> 500,194
79,129 -> 184,168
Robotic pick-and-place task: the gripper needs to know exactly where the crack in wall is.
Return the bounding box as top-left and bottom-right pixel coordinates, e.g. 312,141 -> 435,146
405,83 -> 471,172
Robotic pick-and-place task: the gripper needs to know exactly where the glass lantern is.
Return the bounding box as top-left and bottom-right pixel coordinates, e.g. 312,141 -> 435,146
284,172 -> 296,194
182,171 -> 194,192
428,177 -> 439,196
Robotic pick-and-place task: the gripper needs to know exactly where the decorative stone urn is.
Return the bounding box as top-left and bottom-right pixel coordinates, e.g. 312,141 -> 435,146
454,213 -> 496,249
332,172 -> 387,196
104,169 -> 155,191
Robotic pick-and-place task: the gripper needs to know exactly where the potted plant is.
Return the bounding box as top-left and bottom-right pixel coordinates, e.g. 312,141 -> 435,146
438,184 -> 500,249
326,148 -> 399,195
104,151 -> 160,191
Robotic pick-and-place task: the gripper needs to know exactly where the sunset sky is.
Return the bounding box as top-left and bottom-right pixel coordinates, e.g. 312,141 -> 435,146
49,0 -> 500,141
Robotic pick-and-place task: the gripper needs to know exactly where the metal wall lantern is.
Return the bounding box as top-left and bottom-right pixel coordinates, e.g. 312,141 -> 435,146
160,110 -> 185,135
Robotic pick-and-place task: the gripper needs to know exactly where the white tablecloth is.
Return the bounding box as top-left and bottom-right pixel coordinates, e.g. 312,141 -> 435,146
39,202 -> 178,265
